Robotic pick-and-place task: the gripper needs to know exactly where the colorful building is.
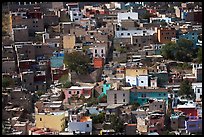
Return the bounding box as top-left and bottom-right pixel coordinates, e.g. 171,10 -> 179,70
179,31 -> 198,48
63,86 -> 94,103
35,111 -> 65,132
185,116 -> 202,133
125,68 -> 149,87
130,87 -> 168,106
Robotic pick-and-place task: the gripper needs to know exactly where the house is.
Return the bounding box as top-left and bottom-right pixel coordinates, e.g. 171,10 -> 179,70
179,31 -> 198,48
63,86 -> 94,103
50,51 -> 64,68
125,124 -> 137,135
10,87 -> 33,113
148,112 -> 165,134
157,27 -> 176,44
125,68 -> 149,87
185,116 -> 202,134
137,116 -> 148,134
12,25 -> 29,42
175,100 -> 197,116
69,8 -> 83,23
20,71 -> 35,92
107,88 -> 130,105
130,87 -> 168,106
2,59 -> 16,74
170,111 -> 186,131
93,57 -> 104,69
62,34 -> 75,52
117,12 -> 139,24
192,63 -> 202,82
148,99 -> 166,113
90,45 -> 107,60
35,111 -> 65,132
192,82 -> 202,102
68,116 -> 92,135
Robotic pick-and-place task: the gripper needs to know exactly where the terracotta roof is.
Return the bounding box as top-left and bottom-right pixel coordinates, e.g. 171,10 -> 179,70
80,116 -> 91,122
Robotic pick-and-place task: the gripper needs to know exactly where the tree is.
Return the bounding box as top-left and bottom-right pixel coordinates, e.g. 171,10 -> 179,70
2,77 -> 14,89
197,47 -> 202,63
178,79 -> 194,99
91,112 -> 105,124
110,115 -> 124,133
161,42 -> 177,60
161,39 -> 197,62
64,51 -> 91,75
59,74 -> 72,88
131,102 -> 140,111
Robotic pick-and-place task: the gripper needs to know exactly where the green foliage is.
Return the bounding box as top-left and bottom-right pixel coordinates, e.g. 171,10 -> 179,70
131,102 -> 140,111
116,46 -> 127,53
161,39 -> 197,62
87,98 -> 98,107
2,77 -> 14,89
91,112 -> 105,124
59,13 -> 70,22
59,74 -> 72,88
178,79 -> 194,99
110,115 -> 124,133
36,91 -> 44,97
64,51 -> 91,75
197,47 -> 202,63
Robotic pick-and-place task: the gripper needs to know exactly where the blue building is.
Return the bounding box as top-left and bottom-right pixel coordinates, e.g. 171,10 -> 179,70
130,88 -> 168,106
50,51 -> 64,68
179,31 -> 198,48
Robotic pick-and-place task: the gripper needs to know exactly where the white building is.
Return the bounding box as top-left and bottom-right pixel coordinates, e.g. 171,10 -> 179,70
107,88 -> 130,105
90,45 -> 107,59
150,17 -> 172,23
69,8 -> 83,23
192,82 -> 202,102
126,75 -> 148,87
117,12 -> 138,23
68,116 -> 92,134
115,29 -> 156,38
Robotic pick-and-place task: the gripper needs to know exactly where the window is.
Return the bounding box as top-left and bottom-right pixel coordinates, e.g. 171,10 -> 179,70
197,89 -> 200,93
123,93 -> 125,97
23,79 -> 26,82
73,13 -> 77,16
87,124 -> 89,127
114,94 -> 117,99
101,49 -> 103,53
121,33 -> 124,36
164,93 -> 166,96
77,91 -> 79,94
123,99 -> 125,102
160,105 -> 162,108
128,16 -> 131,19
127,33 -> 130,36
95,49 -> 97,53
40,118 -> 42,121
141,81 -> 144,83
69,91 -> 71,94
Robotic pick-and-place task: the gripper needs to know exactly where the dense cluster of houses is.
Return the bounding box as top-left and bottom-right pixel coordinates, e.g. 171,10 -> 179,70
2,2 -> 202,135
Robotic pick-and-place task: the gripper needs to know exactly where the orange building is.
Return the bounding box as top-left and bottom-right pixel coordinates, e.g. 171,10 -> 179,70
93,57 -> 104,69
157,27 -> 176,44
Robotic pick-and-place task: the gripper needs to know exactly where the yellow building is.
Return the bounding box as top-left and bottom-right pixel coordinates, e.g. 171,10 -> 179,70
35,111 -> 65,132
126,68 -> 148,77
62,35 -> 75,49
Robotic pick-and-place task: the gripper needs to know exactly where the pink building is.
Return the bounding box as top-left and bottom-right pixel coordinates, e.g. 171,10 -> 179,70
63,86 -> 94,103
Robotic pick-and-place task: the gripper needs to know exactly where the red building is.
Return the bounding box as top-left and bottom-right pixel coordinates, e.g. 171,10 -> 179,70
93,57 -> 104,69
175,102 -> 198,116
